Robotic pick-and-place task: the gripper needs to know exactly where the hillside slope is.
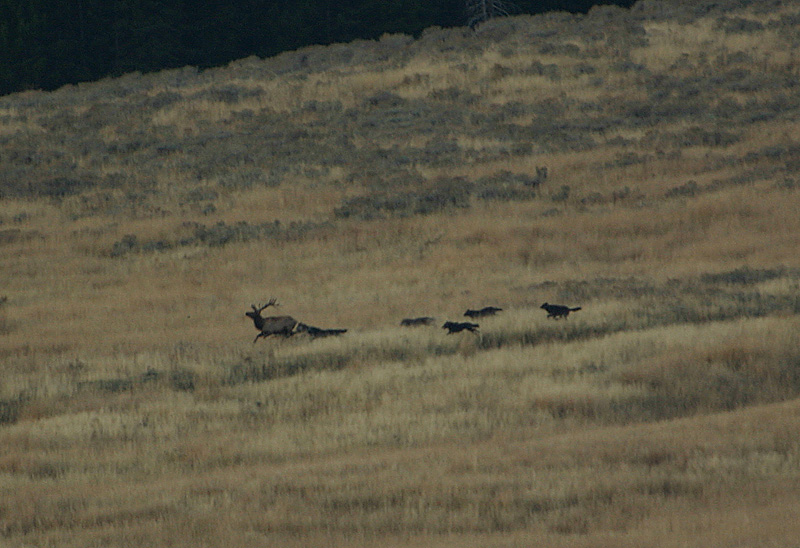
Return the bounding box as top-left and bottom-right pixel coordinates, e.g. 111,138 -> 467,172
1,0 -> 800,546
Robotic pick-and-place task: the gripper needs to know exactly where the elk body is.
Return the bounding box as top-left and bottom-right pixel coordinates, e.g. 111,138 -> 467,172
246,299 -> 298,343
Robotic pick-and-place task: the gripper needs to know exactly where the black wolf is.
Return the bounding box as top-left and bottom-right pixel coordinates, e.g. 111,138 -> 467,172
525,165 -> 548,188
442,321 -> 480,334
400,317 -> 436,327
540,302 -> 582,320
464,306 -> 503,319
296,322 -> 347,338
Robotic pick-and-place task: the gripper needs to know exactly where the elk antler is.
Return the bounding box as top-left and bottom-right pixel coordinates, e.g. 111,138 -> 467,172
253,297 -> 279,313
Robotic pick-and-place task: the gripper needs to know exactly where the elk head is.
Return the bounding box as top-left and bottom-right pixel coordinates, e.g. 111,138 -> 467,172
246,298 -> 278,326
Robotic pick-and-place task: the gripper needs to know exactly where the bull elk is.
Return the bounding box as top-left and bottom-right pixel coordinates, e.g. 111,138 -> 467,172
246,298 -> 298,343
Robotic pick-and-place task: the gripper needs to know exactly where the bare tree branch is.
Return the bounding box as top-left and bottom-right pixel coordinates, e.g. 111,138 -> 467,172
466,0 -> 517,29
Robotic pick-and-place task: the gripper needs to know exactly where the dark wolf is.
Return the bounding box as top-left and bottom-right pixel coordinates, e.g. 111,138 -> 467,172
400,317 -> 436,327
525,166 -> 548,187
464,306 -> 503,319
296,322 -> 347,338
540,302 -> 582,320
442,321 -> 480,334
246,299 -> 298,342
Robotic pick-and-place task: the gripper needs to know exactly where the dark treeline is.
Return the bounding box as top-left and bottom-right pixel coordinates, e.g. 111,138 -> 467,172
0,0 -> 635,96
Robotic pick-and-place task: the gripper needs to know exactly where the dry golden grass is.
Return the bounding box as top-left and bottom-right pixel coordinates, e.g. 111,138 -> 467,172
2,1 -> 800,546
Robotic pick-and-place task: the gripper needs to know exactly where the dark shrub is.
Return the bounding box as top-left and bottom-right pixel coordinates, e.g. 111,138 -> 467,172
183,187 -> 219,203
218,170 -> 270,190
77,378 -> 134,393
700,266 -> 789,285
715,16 -> 764,33
475,171 -> 540,202
665,180 -> 698,198
170,369 -> 196,391
0,397 -> 23,424
145,91 -> 183,109
30,176 -> 97,198
365,91 -> 405,108
110,234 -> 139,257
551,185 -> 570,202
334,178 -> 472,220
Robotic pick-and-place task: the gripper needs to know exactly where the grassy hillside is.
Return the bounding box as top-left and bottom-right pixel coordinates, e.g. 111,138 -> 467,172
2,0 -> 800,545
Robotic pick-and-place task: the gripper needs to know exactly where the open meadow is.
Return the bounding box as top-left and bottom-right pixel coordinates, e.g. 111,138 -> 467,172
2,0 -> 800,545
